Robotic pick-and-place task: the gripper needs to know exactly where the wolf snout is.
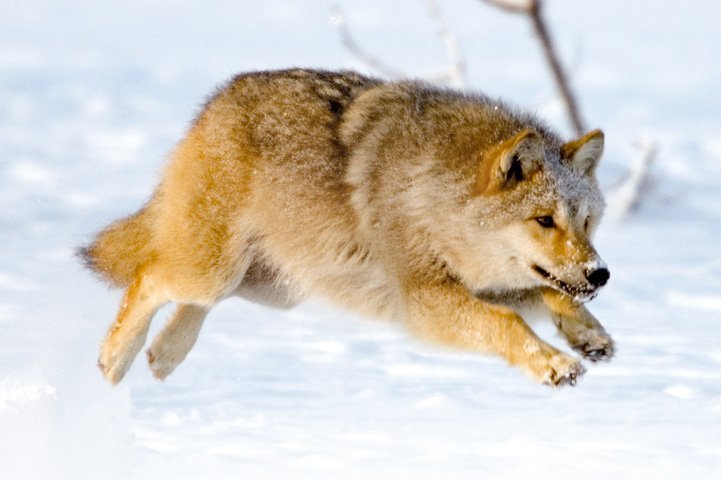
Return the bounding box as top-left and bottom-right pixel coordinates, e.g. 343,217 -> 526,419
586,267 -> 610,288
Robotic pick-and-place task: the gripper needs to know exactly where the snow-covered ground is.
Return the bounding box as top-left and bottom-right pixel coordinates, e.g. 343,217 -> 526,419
2,1 -> 720,478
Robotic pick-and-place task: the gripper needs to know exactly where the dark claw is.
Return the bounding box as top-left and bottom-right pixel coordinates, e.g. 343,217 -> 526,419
553,366 -> 584,387
586,349 -> 606,362
573,342 -> 614,363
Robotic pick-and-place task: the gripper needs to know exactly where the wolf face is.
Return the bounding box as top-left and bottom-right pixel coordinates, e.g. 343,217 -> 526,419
458,129 -> 608,303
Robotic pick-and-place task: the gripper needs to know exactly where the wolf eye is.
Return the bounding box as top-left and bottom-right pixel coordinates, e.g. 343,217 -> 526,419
584,217 -> 590,231
536,216 -> 555,228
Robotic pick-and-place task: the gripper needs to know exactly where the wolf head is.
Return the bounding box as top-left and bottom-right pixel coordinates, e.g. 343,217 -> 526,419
457,128 -> 608,303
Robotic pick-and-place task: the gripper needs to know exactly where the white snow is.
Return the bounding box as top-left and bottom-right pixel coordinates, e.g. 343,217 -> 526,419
2,0 -> 721,479
0,377 -> 56,411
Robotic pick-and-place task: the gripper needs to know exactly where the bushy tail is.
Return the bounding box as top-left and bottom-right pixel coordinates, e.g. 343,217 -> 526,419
79,207 -> 155,287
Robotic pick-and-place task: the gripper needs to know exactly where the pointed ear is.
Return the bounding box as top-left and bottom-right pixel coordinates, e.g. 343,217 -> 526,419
474,129 -> 543,195
561,129 -> 604,176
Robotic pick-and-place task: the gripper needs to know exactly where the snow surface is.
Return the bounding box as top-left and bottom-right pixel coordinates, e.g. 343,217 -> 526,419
2,0 -> 721,478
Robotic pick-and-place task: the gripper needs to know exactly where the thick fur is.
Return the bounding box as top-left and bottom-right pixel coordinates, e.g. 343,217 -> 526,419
81,68 -> 614,386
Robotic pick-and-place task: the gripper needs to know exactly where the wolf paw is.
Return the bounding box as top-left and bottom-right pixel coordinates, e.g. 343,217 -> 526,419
146,346 -> 181,381
98,339 -> 143,385
542,353 -> 586,387
572,332 -> 615,363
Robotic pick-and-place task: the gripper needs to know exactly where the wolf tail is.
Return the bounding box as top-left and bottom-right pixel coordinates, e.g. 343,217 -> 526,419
79,206 -> 155,287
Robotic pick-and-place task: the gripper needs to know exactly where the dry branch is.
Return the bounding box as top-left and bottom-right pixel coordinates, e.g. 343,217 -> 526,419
481,0 -> 533,14
481,0 -> 586,136
424,0 -> 466,88
331,6 -> 407,80
332,1 -> 466,87
607,139 -> 657,220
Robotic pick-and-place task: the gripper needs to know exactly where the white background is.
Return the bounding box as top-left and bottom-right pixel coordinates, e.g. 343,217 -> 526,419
1,1 -> 720,478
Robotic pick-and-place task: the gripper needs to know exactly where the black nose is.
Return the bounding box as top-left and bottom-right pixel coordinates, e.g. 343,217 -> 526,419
586,268 -> 610,288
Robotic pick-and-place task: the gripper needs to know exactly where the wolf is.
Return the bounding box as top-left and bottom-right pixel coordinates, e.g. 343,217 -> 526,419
80,68 -> 613,387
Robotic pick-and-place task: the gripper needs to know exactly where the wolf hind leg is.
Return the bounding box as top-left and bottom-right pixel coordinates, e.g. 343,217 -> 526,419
144,245 -> 255,380
145,260 -> 299,380
147,303 -> 209,380
99,271 -> 169,385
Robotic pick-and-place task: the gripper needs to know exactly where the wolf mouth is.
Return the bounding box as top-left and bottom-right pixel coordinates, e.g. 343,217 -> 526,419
532,265 -> 598,302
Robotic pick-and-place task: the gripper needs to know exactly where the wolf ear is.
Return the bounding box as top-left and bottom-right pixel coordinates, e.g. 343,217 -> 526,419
474,129 -> 542,195
561,129 -> 604,176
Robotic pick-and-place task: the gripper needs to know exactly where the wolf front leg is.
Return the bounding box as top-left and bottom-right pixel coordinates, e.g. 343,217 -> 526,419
404,281 -> 585,386
541,289 -> 615,362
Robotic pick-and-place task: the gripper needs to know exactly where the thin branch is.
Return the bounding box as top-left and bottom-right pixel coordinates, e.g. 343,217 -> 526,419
425,0 -> 466,88
481,0 -> 534,14
607,138 -> 657,220
331,6 -> 406,79
331,2 -> 466,87
482,0 -> 586,136
527,1 -> 586,135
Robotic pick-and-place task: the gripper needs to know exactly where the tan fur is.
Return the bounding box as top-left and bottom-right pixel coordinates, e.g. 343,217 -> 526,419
79,207 -> 155,287
81,69 -> 613,386
474,129 -> 542,195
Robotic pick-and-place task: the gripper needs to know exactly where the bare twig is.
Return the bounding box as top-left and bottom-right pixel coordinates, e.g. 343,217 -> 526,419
481,0 -> 586,136
481,0 -> 533,14
331,6 -> 406,79
527,2 -> 586,135
607,138 -> 657,220
331,2 -> 466,87
425,0 -> 466,88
